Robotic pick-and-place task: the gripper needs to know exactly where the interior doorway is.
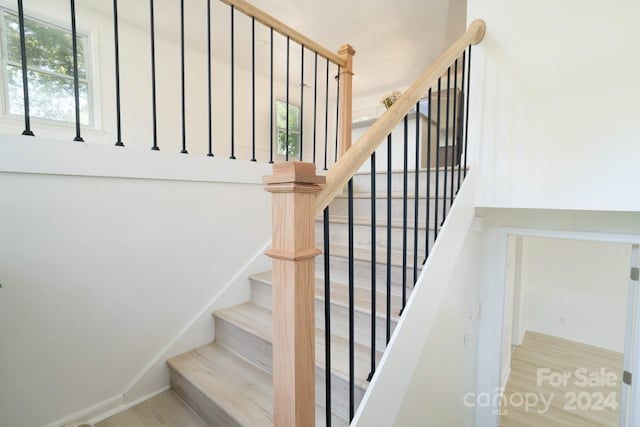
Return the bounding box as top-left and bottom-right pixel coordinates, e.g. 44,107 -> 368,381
499,236 -> 637,426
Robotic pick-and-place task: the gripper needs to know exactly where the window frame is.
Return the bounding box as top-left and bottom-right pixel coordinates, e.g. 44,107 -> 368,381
0,6 -> 94,128
275,98 -> 301,158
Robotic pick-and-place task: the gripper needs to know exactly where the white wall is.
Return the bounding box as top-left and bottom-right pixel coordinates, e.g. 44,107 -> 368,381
0,0 -> 338,165
466,0 -> 640,212
0,135 -> 272,427
392,221 -> 481,426
353,169 -> 479,426
520,236 -> 630,352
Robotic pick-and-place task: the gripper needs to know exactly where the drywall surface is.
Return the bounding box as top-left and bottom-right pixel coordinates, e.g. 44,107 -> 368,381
352,169 -> 478,426
392,222 -> 481,427
521,236 -> 630,352
466,0 -> 640,211
0,135 -> 272,427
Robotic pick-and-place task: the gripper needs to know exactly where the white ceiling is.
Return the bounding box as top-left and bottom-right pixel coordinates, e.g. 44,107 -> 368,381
85,0 -> 467,99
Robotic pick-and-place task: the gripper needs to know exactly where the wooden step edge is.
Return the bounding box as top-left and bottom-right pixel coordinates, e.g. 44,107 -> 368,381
317,243 -> 426,268
334,192 -> 453,200
314,214 -> 435,230
250,272 -> 403,322
168,343 -> 349,426
212,302 -> 378,390
353,165 -> 469,176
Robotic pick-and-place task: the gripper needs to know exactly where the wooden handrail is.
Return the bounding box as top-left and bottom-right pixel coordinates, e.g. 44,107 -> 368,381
315,19 -> 486,213
220,0 -> 347,67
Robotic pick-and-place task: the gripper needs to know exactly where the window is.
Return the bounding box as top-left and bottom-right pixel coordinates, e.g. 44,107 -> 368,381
276,99 -> 300,157
1,9 -> 91,125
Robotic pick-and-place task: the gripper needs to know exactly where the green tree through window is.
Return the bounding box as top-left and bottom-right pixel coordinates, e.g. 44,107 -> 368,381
276,100 -> 300,157
2,10 -> 90,125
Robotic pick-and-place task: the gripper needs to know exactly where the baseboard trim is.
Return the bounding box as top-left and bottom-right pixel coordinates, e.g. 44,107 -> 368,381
86,386 -> 171,425
42,394 -> 123,427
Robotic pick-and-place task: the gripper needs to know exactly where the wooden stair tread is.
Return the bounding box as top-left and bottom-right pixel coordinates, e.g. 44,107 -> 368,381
319,242 -> 425,267
315,214 -> 435,230
167,342 -> 346,426
334,192 -> 449,200
251,270 -> 402,321
353,165 -> 468,176
214,302 -> 381,389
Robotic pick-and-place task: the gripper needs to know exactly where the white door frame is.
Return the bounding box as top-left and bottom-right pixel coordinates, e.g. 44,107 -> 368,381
620,245 -> 640,426
480,226 -> 640,427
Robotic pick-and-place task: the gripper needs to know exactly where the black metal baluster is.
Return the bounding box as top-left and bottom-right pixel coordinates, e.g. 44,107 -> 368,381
16,0 -> 33,136
299,45 -> 304,161
434,78 -> 441,239
457,51 -> 466,193
442,67 -> 450,223
323,59 -> 329,170
323,206 -> 332,426
367,152 -> 376,382
401,115 -> 408,313
250,17 -> 256,161
285,36 -> 290,161
150,0 -> 159,151
313,52 -> 318,165
348,178 -> 355,421
450,59 -> 458,204
269,28 -> 274,164
179,0 -> 187,153
424,88 -> 432,263
413,102 -> 420,285
334,66 -> 340,163
228,5 -> 234,158
69,0 -> 83,142
386,133 -> 392,344
312,52 -> 318,165
112,0 -> 123,146
464,46 -> 472,178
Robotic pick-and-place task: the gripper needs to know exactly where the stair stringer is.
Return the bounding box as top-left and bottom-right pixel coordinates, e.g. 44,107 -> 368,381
351,169 -> 478,426
120,240 -> 272,408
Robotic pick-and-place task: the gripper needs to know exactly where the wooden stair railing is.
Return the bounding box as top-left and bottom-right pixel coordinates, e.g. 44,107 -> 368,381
317,19 -> 486,213
264,19 -> 486,427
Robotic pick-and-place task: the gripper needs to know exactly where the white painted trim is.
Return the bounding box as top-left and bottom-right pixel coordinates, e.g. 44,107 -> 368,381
0,134 -> 272,184
86,386 -> 171,426
41,394 -> 123,427
501,366 -> 511,391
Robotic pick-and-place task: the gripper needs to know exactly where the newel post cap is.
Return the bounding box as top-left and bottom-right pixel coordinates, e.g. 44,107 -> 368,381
263,162 -> 326,192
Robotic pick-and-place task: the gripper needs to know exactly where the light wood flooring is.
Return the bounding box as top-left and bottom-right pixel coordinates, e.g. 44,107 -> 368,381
96,390 -> 207,427
500,331 -> 624,427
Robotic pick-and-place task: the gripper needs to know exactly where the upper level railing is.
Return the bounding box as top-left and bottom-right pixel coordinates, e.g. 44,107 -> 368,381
265,19 -> 486,426
11,0 -> 353,169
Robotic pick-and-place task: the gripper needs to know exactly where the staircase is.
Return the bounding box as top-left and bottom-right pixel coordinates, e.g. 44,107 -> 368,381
165,166 -> 456,425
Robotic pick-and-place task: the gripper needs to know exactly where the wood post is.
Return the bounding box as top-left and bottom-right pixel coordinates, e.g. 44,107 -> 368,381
337,44 -> 355,159
264,162 -> 326,427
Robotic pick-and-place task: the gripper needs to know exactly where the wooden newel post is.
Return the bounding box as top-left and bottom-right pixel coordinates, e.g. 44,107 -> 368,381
338,44 -> 355,159
264,162 -> 325,426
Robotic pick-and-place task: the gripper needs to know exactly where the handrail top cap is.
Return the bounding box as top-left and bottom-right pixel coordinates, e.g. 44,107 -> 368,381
264,161 -> 326,185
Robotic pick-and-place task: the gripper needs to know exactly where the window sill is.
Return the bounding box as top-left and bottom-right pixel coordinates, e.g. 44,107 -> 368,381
0,114 -> 106,136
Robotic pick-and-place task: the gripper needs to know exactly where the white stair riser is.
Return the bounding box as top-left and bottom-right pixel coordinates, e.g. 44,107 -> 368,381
315,221 -> 435,253
352,169 -> 465,195
251,279 -> 397,352
213,314 -> 362,421
315,255 -> 420,294
329,197 -> 452,222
